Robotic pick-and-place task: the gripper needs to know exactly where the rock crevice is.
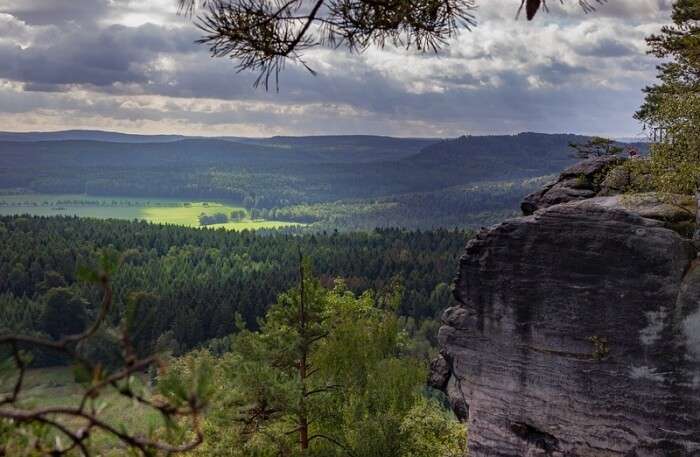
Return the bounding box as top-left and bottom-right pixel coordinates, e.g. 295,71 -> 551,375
435,157 -> 700,456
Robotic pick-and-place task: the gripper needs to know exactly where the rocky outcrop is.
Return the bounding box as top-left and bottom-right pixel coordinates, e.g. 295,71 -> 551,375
521,156 -> 623,215
434,160 -> 700,456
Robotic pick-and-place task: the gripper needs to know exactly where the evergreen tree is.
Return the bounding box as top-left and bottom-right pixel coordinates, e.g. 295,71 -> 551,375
178,267 -> 466,457
224,257 -> 332,454
636,0 -> 700,125
635,0 -> 700,194
41,287 -> 88,339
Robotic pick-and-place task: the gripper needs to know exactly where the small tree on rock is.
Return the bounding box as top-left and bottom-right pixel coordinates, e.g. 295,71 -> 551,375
569,137 -> 623,159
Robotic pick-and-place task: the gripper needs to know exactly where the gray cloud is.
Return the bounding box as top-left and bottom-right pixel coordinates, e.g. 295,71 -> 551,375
576,37 -> 637,57
0,0 -> 672,136
0,0 -> 113,25
0,22 -> 199,88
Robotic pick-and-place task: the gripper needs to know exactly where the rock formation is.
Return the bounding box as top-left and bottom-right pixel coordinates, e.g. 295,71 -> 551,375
520,155 -> 623,215
433,157 -> 700,456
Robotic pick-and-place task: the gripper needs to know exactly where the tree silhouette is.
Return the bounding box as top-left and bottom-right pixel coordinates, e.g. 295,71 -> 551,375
179,0 -> 604,88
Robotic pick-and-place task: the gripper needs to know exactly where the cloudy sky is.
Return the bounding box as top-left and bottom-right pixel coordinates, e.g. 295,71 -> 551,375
0,0 -> 672,137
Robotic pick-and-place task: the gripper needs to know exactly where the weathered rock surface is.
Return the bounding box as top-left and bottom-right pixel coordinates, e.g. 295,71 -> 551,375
435,163 -> 700,456
522,156 -> 697,236
521,156 -> 624,215
590,193 -> 697,238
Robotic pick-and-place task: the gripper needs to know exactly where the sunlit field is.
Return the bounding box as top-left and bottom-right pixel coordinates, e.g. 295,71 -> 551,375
0,194 -> 299,230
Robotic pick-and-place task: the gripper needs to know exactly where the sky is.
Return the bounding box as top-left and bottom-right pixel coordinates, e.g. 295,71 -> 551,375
0,0 -> 673,137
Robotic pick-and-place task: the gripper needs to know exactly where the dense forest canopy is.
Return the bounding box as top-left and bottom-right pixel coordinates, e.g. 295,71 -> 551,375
0,215 -> 468,455
0,215 -> 467,365
0,0 -> 669,454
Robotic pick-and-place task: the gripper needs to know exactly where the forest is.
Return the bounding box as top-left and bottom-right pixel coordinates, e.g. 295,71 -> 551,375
2,0 -> 692,453
0,215 -> 467,365
0,132 -> 646,230
0,214 -> 471,455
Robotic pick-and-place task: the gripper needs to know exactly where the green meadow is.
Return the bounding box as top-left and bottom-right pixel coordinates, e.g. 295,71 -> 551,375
0,367 -> 162,454
0,194 -> 299,230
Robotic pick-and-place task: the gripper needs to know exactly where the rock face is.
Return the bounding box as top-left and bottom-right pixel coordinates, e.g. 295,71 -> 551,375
434,159 -> 700,456
521,156 -> 623,215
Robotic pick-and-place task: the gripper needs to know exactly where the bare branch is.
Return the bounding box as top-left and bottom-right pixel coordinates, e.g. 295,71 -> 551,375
0,257 -> 207,456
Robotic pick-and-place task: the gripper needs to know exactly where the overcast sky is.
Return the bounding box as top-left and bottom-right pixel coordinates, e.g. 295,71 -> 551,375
0,0 -> 672,137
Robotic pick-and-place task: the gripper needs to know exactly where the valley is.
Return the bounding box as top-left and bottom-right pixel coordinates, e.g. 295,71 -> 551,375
0,131 -> 646,231
1,1 -> 696,454
0,194 -> 299,230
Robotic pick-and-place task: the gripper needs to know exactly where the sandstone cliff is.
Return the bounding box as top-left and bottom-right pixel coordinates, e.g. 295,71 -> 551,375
433,157 -> 700,456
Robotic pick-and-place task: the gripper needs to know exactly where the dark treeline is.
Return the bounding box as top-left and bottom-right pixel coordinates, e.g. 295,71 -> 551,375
198,212 -> 230,225
0,133 -> 613,209
0,216 -> 468,365
259,176 -> 553,230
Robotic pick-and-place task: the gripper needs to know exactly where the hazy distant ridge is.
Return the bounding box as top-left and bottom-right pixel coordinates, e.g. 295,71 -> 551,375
0,131 -> 650,230
0,130 -> 189,143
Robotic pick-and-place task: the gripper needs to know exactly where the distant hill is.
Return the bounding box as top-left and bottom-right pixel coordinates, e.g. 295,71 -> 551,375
616,136 -> 651,144
0,131 -> 650,228
231,135 -> 439,162
0,139 -> 316,169
0,131 -> 437,160
405,132 -> 649,181
0,130 -> 189,143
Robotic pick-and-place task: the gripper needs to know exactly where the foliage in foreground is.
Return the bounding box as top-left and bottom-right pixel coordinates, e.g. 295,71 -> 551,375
0,247 -> 464,456
0,250 -> 212,456
170,262 -> 466,457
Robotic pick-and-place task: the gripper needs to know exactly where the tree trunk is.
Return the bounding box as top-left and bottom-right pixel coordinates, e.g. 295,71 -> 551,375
298,255 -> 309,451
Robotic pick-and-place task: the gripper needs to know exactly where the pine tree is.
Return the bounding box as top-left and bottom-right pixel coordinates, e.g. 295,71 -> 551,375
182,266 -> 466,457
636,0 -> 700,125
221,256 -> 333,454
635,0 -> 700,194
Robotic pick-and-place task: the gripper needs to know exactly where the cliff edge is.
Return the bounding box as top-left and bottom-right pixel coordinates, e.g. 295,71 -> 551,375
432,157 -> 700,456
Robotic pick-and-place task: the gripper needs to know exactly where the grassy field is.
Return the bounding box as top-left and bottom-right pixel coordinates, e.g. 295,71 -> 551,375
1,367 -> 163,454
0,193 -> 299,230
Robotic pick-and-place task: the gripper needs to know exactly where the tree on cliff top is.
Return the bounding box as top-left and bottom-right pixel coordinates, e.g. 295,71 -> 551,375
636,0 -> 700,125
178,0 -> 604,88
569,137 -> 623,159
635,0 -> 700,195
